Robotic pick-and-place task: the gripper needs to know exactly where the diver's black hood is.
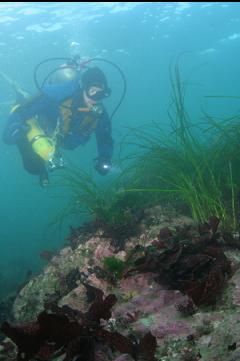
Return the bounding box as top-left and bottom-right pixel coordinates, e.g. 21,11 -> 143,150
81,67 -> 108,91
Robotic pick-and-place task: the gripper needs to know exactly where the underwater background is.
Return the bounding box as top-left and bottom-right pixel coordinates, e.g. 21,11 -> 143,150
0,1 -> 240,301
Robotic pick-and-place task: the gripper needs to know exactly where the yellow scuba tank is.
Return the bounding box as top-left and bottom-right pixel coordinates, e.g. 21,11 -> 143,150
26,118 -> 56,162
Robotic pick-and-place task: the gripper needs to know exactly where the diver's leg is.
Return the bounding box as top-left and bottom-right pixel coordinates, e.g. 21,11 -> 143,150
17,137 -> 49,187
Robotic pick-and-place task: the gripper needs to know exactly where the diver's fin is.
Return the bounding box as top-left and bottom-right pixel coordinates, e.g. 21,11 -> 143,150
0,71 -> 30,103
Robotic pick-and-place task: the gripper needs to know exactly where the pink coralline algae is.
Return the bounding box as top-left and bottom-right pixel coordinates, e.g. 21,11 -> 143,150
150,320 -> 192,339
119,272 -> 158,293
94,243 -> 115,265
113,278 -> 194,342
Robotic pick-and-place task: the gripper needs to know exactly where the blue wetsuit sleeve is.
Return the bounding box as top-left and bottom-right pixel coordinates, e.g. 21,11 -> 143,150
95,110 -> 114,162
2,94 -> 53,145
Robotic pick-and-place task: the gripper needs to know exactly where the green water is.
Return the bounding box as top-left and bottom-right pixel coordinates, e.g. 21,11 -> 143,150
1,1 -> 240,299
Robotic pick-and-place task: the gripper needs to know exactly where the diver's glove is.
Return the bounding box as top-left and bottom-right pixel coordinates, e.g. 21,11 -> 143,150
94,157 -> 112,176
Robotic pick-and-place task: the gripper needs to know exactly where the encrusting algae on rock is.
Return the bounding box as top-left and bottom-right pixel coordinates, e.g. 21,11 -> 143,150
1,205 -> 240,360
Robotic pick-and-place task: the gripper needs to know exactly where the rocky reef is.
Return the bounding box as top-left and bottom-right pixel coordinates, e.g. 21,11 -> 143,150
1,205 -> 240,360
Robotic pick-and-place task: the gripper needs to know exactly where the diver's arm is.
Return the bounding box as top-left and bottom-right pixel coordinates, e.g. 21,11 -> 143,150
95,110 -> 114,174
2,112 -> 27,144
2,93 -> 53,145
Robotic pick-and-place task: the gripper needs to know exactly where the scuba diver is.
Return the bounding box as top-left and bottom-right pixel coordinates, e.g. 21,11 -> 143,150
2,59 -> 119,187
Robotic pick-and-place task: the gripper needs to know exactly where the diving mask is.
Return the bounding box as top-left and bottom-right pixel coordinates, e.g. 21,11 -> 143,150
86,86 -> 111,101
